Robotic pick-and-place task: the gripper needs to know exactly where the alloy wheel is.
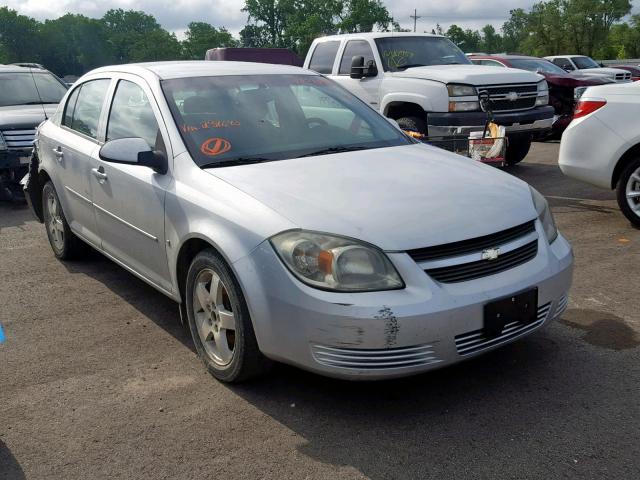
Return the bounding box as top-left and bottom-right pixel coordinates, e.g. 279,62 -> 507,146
192,268 -> 236,366
625,166 -> 640,218
46,191 -> 65,251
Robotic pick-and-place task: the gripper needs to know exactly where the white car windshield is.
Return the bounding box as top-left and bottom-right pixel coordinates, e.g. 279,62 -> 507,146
161,74 -> 411,168
375,36 -> 471,72
0,72 -> 67,107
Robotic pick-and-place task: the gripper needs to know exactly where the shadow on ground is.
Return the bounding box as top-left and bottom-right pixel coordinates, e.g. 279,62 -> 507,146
0,440 -> 25,480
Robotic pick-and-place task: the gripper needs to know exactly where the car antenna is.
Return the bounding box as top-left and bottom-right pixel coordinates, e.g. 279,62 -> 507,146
28,67 -> 49,121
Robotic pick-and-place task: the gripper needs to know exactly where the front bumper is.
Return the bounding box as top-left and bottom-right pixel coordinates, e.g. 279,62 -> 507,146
233,225 -> 573,380
427,106 -> 555,137
0,149 -> 32,171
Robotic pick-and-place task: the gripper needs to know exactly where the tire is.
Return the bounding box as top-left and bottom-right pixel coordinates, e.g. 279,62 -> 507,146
505,135 -> 532,166
396,116 -> 428,136
42,181 -> 86,260
185,249 -> 268,382
616,157 -> 640,228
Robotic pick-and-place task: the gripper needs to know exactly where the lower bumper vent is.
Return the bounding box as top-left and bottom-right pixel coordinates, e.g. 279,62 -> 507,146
311,344 -> 441,370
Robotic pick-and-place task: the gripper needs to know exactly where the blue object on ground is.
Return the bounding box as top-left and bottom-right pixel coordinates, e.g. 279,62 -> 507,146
0,324 -> 5,343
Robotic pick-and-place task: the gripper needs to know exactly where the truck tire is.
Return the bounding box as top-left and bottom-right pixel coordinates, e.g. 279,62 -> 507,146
185,248 -> 269,383
42,181 -> 86,260
396,116 -> 427,136
616,157 -> 640,228
505,135 -> 532,166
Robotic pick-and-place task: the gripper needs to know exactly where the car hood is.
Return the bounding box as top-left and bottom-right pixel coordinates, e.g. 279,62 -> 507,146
0,104 -> 58,130
571,67 -> 627,78
543,72 -> 614,87
206,144 -> 537,251
389,64 -> 543,85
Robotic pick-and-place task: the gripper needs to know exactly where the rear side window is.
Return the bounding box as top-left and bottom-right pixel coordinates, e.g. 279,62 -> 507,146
64,79 -> 110,139
309,41 -> 340,74
339,40 -> 375,75
63,88 -> 81,128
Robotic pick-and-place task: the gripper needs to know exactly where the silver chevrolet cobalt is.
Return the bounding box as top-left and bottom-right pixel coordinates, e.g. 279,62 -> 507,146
25,61 -> 573,382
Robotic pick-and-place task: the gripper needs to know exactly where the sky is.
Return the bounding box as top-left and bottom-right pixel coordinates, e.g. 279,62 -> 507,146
5,0 -> 640,39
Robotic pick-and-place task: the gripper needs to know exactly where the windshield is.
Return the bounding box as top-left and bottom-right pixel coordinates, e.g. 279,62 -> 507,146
161,74 -> 411,167
509,58 -> 566,75
0,72 -> 67,107
375,36 -> 471,72
572,57 -> 600,69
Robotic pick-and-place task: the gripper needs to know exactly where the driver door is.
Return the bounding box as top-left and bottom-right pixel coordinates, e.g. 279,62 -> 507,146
90,76 -> 174,294
330,40 -> 382,110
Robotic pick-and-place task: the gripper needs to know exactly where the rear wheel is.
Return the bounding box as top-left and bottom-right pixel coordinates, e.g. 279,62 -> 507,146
42,181 -> 86,259
396,116 -> 427,136
616,157 -> 640,227
505,135 -> 532,166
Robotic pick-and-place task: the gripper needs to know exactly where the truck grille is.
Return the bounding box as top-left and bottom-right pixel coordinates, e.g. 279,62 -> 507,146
454,302 -> 551,355
615,72 -> 632,82
1,129 -> 36,150
311,344 -> 442,370
478,83 -> 539,112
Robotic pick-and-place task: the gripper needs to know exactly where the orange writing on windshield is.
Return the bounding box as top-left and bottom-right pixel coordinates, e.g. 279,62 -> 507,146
201,137 -> 231,157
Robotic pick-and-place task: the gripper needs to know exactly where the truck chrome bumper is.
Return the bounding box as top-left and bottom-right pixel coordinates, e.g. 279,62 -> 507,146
428,117 -> 554,137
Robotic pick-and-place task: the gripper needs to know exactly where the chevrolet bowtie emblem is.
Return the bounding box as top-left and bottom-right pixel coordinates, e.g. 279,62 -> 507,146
482,247 -> 501,261
506,91 -> 519,101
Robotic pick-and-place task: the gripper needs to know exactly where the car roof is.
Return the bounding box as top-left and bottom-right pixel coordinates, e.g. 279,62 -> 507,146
313,32 -> 441,42
86,60 -> 316,81
0,64 -> 51,74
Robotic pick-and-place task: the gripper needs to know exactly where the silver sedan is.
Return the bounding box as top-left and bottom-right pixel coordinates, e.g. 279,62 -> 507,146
25,61 -> 573,382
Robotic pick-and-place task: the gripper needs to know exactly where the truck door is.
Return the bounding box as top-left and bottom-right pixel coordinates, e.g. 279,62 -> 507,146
330,40 -> 382,111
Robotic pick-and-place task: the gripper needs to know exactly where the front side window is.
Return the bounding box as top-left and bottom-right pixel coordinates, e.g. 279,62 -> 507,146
65,79 -> 111,139
375,36 -> 471,72
572,56 -> 599,69
309,41 -> 340,74
0,72 -> 67,107
339,40 -> 376,75
552,58 -> 574,70
107,80 -> 161,150
161,74 -> 410,168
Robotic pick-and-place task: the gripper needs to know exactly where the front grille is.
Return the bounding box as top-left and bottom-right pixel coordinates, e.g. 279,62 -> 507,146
311,344 -> 441,370
478,83 -> 539,112
615,73 -> 631,81
553,294 -> 568,318
425,240 -> 538,283
407,220 -> 536,263
454,302 -> 551,355
1,129 -> 36,150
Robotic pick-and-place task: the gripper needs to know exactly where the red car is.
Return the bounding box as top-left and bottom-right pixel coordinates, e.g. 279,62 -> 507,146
610,65 -> 640,82
469,54 -> 614,138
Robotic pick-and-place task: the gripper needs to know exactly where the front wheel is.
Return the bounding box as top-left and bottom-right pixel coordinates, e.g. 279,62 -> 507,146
185,249 -> 268,382
42,181 -> 86,259
396,116 -> 427,136
616,157 -> 640,227
505,135 -> 532,166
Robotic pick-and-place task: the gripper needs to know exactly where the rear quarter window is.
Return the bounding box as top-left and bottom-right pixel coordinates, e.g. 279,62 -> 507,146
309,41 -> 340,74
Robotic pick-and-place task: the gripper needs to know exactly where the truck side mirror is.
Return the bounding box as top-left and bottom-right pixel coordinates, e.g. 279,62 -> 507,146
350,56 -> 365,79
365,60 -> 378,77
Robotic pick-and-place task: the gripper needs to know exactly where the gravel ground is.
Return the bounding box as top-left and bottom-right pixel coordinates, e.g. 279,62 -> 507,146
1,142 -> 639,479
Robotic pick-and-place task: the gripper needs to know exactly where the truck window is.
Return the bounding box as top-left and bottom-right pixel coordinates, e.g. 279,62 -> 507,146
552,58 -> 574,71
309,42 -> 340,74
339,40 -> 375,75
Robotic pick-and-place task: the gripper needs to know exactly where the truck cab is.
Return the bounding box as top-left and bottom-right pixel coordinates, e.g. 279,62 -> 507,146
304,33 -> 554,165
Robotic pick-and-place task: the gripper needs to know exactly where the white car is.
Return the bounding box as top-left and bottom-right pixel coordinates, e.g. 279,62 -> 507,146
545,55 -> 632,83
559,81 -> 640,225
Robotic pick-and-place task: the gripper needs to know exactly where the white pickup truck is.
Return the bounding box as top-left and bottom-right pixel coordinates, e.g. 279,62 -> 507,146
304,33 -> 554,165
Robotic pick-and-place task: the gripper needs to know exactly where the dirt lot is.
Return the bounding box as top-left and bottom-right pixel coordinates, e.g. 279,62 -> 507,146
1,142 -> 639,479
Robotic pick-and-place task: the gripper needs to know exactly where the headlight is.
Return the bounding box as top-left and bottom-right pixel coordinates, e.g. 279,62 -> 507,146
448,101 -> 480,112
536,80 -> 549,106
0,132 -> 7,151
447,84 -> 477,97
530,187 -> 558,243
270,230 -> 404,292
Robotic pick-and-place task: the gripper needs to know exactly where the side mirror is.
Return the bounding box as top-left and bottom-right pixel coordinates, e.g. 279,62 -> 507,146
99,137 -> 167,174
350,56 -> 365,79
365,60 -> 378,77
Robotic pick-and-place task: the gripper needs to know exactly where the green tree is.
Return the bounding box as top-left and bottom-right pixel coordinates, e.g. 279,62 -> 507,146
128,29 -> 182,62
480,24 -> 503,53
182,22 -> 238,59
0,7 -> 42,63
337,0 -> 394,33
502,8 -> 529,53
239,24 -> 271,47
101,9 -> 162,63
446,24 -> 467,48
242,0 -> 292,48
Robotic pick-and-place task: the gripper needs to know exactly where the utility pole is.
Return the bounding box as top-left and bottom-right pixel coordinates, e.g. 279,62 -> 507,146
410,9 -> 421,33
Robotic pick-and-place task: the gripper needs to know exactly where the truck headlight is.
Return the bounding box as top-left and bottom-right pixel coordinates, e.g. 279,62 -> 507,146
536,80 -> 549,106
530,187 -> 558,243
0,132 -> 7,151
447,84 -> 477,97
270,230 -> 404,292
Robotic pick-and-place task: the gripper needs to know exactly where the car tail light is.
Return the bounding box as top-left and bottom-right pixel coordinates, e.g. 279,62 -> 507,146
573,99 -> 606,119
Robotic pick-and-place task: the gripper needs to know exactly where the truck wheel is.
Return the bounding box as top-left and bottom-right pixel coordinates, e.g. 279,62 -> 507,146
505,135 -> 532,166
42,181 -> 86,260
616,157 -> 640,227
185,249 -> 269,383
396,116 -> 427,136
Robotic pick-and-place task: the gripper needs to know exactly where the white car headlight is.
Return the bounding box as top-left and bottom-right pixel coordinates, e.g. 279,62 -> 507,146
536,80 -> 549,106
530,187 -> 558,243
270,230 -> 404,292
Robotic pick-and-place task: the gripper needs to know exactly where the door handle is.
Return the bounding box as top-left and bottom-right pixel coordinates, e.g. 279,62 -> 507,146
91,167 -> 108,183
53,147 -> 63,162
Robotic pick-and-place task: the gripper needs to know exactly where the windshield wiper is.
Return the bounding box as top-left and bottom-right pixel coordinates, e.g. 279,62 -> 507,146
296,146 -> 368,158
396,63 -> 428,70
200,157 -> 273,169
14,101 -> 50,105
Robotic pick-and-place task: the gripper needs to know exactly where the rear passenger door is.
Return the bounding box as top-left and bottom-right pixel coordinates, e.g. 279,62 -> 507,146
90,75 -> 173,293
44,78 -> 111,247
330,40 -> 382,109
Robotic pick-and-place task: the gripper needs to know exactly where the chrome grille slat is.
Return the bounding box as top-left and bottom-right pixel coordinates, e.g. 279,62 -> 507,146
1,129 -> 36,150
455,303 -> 551,355
478,83 -> 538,112
311,344 -> 442,370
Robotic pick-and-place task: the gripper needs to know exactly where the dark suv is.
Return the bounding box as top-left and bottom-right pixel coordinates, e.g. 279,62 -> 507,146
0,65 -> 67,201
